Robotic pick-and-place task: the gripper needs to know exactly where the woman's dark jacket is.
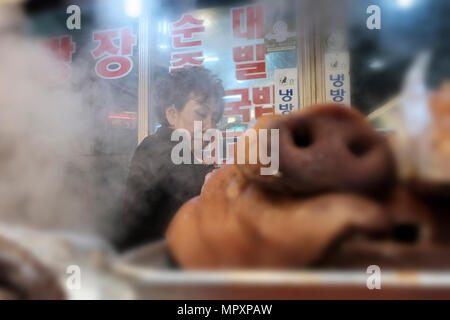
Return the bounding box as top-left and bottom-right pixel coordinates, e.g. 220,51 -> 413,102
114,126 -> 213,251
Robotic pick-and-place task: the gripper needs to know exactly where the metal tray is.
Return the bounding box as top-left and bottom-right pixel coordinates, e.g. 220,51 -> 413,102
113,241 -> 450,299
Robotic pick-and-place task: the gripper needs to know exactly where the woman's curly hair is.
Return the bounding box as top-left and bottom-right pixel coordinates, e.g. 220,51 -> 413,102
155,67 -> 225,126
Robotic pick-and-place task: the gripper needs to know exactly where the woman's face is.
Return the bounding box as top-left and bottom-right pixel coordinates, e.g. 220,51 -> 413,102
166,94 -> 221,146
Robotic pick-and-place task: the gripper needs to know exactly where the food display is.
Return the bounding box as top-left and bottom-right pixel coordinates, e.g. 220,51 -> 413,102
409,83 -> 450,196
235,104 -> 395,197
167,103 -> 450,270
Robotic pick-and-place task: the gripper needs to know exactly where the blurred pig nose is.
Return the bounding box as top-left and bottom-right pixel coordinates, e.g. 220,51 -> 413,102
237,104 -> 396,198
281,104 -> 396,197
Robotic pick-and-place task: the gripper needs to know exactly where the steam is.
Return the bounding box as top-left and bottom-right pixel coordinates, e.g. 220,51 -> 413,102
0,0 -> 354,238
0,4 -> 118,236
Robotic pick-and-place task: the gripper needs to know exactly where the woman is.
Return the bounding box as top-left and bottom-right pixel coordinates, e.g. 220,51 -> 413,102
114,67 -> 225,251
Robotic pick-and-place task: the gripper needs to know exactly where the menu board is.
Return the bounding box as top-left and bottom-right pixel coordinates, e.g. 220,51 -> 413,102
154,2 -> 299,129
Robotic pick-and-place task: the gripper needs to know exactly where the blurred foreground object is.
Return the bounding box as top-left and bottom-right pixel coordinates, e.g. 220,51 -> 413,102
0,224 -> 136,300
394,53 -> 450,195
167,104 -> 450,270
167,104 -> 398,269
0,235 -> 65,299
235,104 -> 395,197
420,82 -> 450,185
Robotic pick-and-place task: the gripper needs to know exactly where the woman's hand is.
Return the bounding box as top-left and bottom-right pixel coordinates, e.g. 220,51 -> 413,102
201,171 -> 214,193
